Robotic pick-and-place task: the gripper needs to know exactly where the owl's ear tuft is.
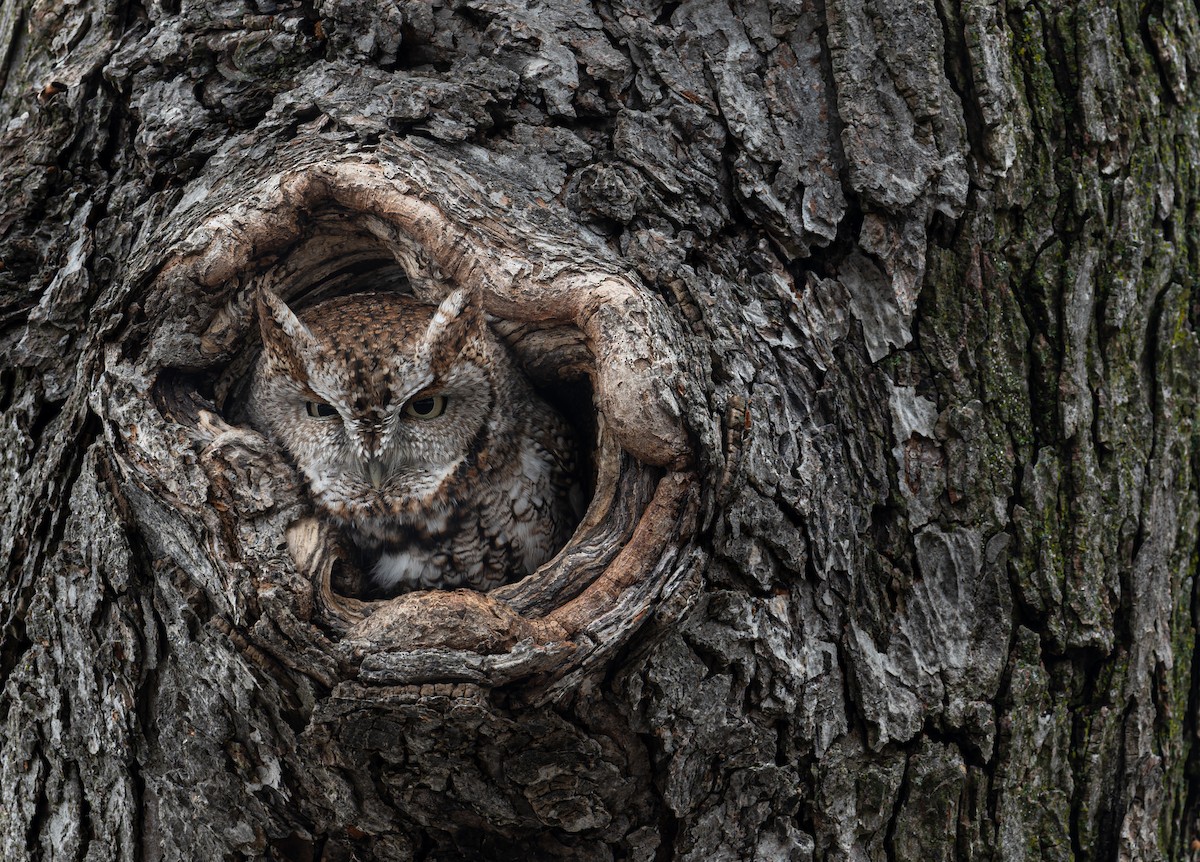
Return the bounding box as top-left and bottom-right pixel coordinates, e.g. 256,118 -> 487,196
257,287 -> 318,378
421,287 -> 484,369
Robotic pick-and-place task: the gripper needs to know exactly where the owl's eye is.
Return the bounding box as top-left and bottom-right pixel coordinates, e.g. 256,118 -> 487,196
403,394 -> 448,419
306,401 -> 338,419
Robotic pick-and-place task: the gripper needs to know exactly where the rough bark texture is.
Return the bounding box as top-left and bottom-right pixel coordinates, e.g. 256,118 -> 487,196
1,0 -> 1198,860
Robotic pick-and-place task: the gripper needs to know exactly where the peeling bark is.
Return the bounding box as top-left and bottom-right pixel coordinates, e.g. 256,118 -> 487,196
2,0 -> 1198,860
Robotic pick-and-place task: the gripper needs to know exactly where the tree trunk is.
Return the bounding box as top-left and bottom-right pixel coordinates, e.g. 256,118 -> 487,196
2,0 -> 1197,859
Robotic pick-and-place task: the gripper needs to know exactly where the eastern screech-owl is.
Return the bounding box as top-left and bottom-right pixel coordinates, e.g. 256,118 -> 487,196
248,286 -> 579,594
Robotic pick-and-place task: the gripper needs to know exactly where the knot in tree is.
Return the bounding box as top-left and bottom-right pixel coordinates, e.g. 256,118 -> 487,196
2,0 -> 1199,860
144,145 -> 699,679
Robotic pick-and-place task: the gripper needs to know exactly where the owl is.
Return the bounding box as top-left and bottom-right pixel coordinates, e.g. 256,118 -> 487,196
247,286 -> 580,595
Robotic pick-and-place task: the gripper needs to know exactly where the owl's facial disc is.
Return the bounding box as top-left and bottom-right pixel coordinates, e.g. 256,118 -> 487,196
332,387 -> 464,494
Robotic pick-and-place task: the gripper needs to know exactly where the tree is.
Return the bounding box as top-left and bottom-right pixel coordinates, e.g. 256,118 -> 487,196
2,0 -> 1197,858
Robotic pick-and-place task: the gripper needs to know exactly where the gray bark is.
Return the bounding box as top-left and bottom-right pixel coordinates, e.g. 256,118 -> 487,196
1,0 -> 1197,860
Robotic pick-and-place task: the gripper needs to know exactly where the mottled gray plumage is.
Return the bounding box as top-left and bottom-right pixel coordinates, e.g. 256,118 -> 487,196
248,287 -> 578,594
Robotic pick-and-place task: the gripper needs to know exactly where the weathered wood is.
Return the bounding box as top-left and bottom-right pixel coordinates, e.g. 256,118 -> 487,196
2,0 -> 1198,859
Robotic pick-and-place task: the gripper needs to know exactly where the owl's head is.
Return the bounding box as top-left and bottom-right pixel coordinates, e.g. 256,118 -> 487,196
249,287 -> 505,532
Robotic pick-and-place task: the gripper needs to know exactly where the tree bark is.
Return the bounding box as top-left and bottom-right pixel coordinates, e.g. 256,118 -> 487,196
2,0 -> 1197,859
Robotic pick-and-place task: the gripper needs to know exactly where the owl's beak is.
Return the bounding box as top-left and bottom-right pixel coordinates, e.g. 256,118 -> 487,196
366,459 -> 386,490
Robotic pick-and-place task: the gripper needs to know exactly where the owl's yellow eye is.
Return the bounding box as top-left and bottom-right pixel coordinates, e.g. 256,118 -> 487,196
403,394 -> 447,419
306,401 -> 338,418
